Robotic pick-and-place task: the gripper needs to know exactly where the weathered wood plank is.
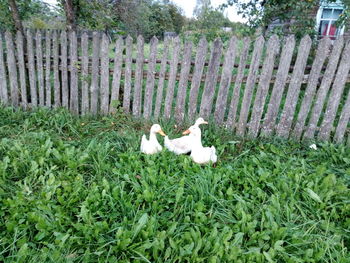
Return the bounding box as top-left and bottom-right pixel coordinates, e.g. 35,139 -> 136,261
53,31 -> 60,108
100,33 -> 110,115
69,31 -> 79,114
187,37 -> 208,120
123,35 -> 133,113
143,36 -> 158,119
27,30 -> 37,107
199,38 -> 223,119
60,30 -> 69,108
81,32 -> 89,114
164,36 -> 181,119
5,31 -> 19,107
226,37 -> 250,129
334,88 -> 350,143
291,37 -> 331,140
236,36 -> 265,136
45,30 -> 52,107
91,32 -> 100,114
133,35 -> 145,116
16,31 -> 27,109
0,33 -> 8,105
36,30 -> 45,106
214,36 -> 237,125
153,37 -> 170,119
318,40 -> 350,141
175,40 -> 193,122
303,37 -> 344,140
248,35 -> 280,138
110,36 -> 124,113
260,35 -> 296,137
276,35 -> 312,138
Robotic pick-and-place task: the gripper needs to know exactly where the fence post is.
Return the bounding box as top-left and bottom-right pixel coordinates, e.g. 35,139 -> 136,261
236,36 -> 265,137
60,30 -> 69,109
81,31 -> 89,114
53,31 -> 60,108
226,37 -> 250,129
5,31 -> 19,107
123,35 -> 133,113
69,31 -> 79,114
16,31 -> 27,109
175,40 -> 193,122
248,35 -> 280,138
0,33 -> 9,105
144,36 -> 158,119
199,38 -> 223,119
276,35 -> 312,138
188,37 -> 208,120
133,35 -> 145,117
164,36 -> 181,119
36,30 -> 45,106
100,33 -> 110,115
45,30 -> 52,107
154,37 -> 170,119
91,32 -> 100,115
214,36 -> 237,125
110,36 -> 124,113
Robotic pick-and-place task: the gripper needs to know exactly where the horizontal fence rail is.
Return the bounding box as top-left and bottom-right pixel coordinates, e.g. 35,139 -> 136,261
0,30 -> 350,144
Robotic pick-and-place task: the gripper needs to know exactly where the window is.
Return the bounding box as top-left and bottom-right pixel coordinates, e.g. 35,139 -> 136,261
318,7 -> 344,39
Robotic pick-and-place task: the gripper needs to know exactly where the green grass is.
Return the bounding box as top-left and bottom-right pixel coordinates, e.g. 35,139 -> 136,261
0,106 -> 349,263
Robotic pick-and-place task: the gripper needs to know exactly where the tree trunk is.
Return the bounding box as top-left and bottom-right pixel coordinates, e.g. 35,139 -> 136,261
8,0 -> 25,36
62,0 -> 77,31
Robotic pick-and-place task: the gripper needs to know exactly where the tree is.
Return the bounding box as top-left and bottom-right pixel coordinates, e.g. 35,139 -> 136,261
8,0 -> 24,35
60,0 -> 77,31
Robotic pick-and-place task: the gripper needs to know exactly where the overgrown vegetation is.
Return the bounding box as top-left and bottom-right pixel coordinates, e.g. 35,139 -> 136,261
0,106 -> 349,262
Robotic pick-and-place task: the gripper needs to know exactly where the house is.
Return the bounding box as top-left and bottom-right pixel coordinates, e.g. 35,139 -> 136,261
266,0 -> 348,40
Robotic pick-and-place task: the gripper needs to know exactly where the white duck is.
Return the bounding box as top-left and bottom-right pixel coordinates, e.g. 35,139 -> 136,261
164,117 -> 208,155
140,124 -> 166,155
182,125 -> 217,164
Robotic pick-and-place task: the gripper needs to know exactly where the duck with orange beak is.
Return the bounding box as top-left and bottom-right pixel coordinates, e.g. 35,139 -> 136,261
182,125 -> 217,164
140,124 -> 166,154
164,117 -> 208,155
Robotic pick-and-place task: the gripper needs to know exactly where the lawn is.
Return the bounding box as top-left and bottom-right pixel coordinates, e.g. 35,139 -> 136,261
0,106 -> 349,263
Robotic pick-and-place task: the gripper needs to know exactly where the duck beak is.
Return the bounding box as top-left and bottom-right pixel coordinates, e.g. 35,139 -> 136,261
158,130 -> 166,136
182,129 -> 191,135
202,121 -> 208,124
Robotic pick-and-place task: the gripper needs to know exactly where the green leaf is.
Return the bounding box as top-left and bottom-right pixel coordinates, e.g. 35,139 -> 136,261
306,188 -> 322,203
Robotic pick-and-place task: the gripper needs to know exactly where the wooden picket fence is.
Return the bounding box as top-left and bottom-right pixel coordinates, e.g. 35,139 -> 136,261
0,30 -> 350,144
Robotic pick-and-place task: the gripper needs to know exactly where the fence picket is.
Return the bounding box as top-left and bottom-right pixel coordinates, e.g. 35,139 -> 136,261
16,31 -> 27,109
60,31 -> 69,108
91,32 -> 100,114
154,37 -> 170,119
236,36 -> 265,137
261,35 -> 295,137
27,30 -> 37,107
81,32 -> 89,114
110,36 -> 123,113
248,35 -> 280,138
164,36 -> 181,119
45,30 -> 52,107
188,37 -> 208,120
53,31 -> 60,108
143,36 -> 158,119
0,33 -> 8,105
291,37 -> 331,140
214,36 -> 237,125
100,33 -> 110,115
199,38 -> 223,119
36,31 -> 45,106
133,35 -> 145,116
226,37 -> 250,129
304,37 -> 344,140
69,31 -> 79,114
175,40 -> 193,122
123,35 -> 133,113
276,35 -> 312,138
5,31 -> 19,107
318,40 -> 350,141
334,88 -> 350,143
